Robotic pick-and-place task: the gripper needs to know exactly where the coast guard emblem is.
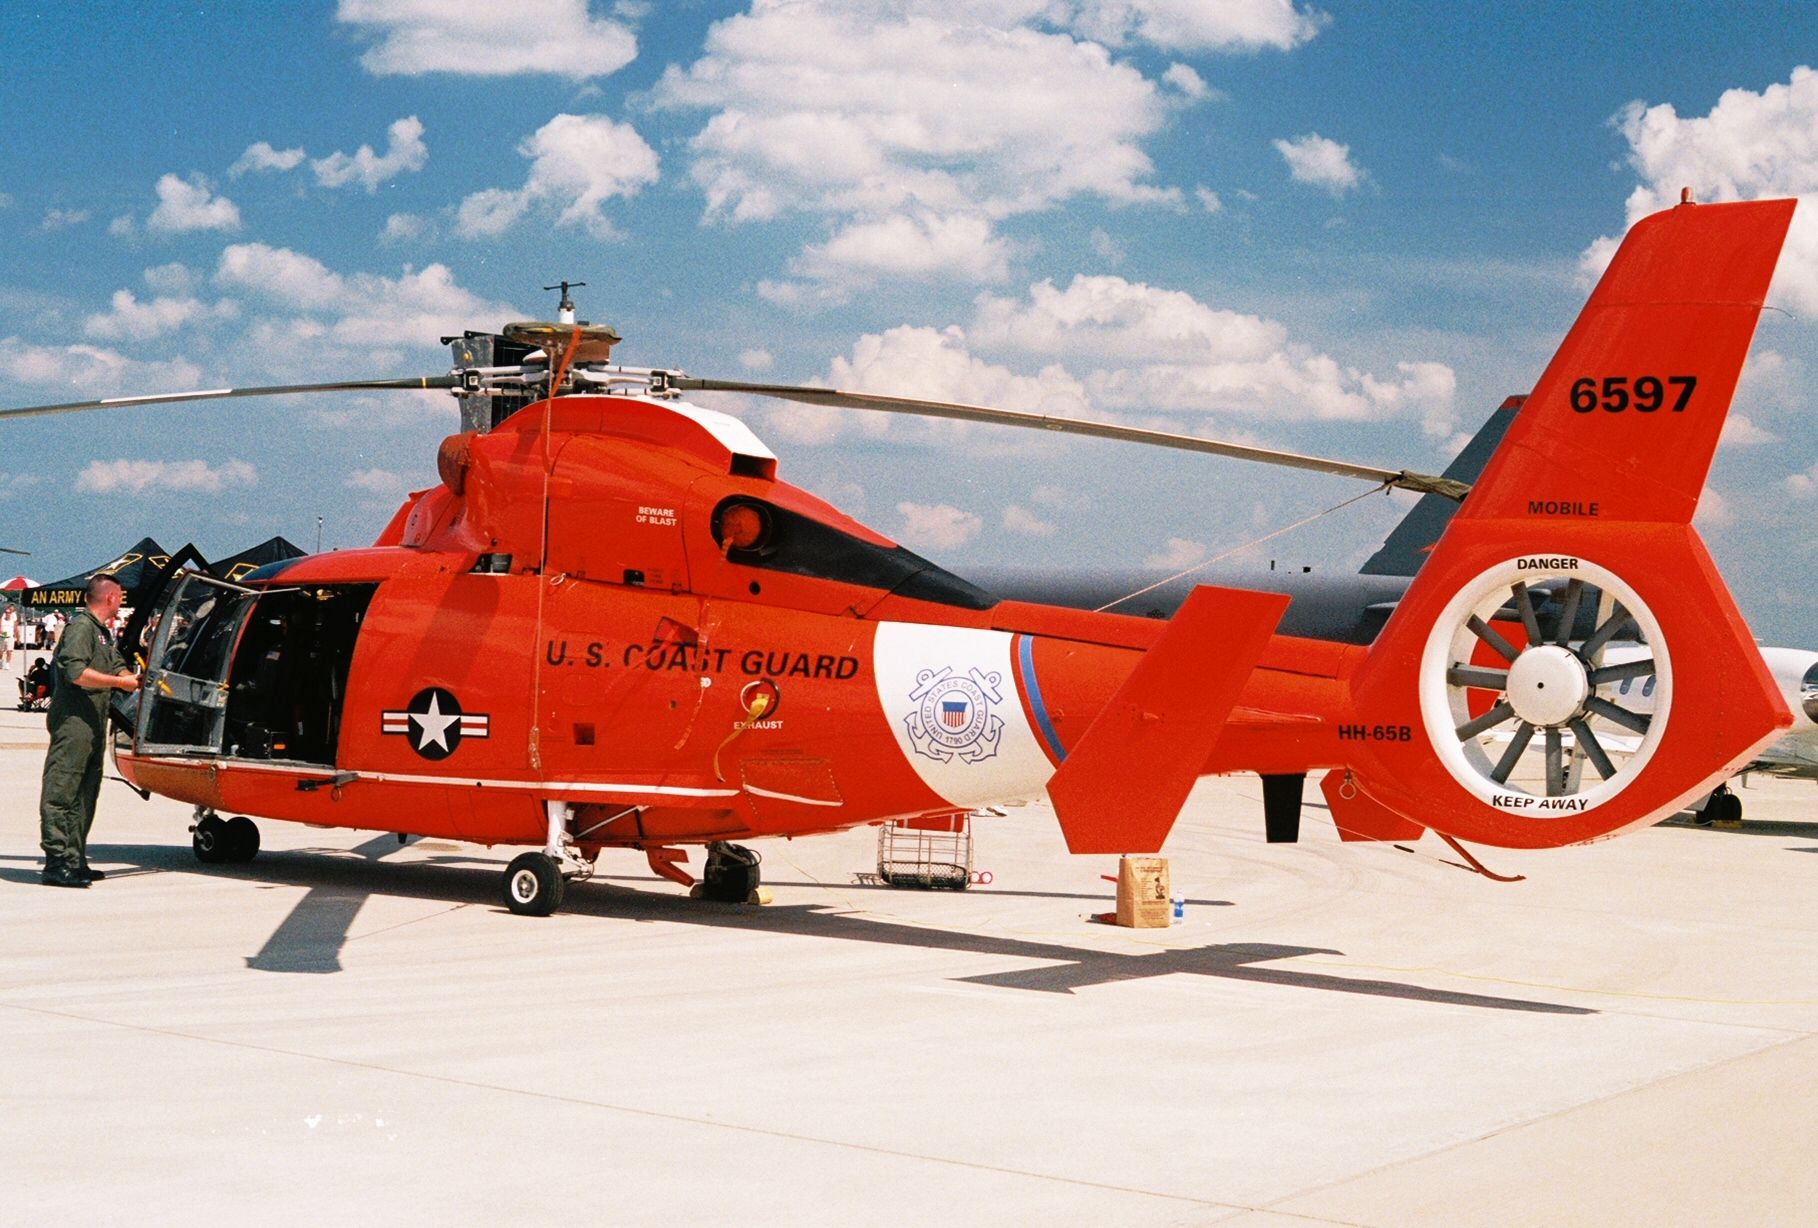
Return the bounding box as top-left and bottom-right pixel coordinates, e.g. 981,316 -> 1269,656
906,666 -> 1003,764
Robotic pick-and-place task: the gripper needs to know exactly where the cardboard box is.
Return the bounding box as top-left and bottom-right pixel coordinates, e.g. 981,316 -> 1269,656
1116,856 -> 1171,928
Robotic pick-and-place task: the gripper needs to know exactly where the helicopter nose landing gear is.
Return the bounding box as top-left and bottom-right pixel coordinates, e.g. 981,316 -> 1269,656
690,841 -> 771,904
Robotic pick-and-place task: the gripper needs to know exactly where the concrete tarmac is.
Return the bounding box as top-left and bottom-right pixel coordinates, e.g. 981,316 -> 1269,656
3,660 -> 1817,1226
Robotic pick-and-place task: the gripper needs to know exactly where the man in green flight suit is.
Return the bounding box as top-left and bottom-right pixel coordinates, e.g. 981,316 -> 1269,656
39,574 -> 140,888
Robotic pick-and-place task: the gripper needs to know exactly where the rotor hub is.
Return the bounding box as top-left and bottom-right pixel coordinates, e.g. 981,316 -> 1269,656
1505,644 -> 1589,727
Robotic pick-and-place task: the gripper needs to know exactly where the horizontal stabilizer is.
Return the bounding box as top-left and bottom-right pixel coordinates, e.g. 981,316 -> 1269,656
1047,585 -> 1288,854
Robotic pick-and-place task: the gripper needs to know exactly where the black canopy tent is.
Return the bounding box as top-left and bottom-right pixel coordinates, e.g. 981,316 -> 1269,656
20,535 -> 308,609
207,536 -> 305,582
115,536 -> 310,663
19,537 -> 172,608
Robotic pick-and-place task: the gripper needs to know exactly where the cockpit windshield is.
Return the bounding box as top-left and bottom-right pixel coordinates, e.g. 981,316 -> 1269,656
1802,659 -> 1818,723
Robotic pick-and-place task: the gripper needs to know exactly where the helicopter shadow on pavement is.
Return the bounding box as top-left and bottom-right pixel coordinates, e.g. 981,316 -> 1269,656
64,840 -> 1592,1013
636,875 -> 1238,908
1657,814 -> 1818,841
78,835 -> 482,975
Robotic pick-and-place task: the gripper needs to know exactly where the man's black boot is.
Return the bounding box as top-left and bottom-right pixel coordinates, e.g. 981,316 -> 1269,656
81,866 -> 106,881
41,866 -> 89,888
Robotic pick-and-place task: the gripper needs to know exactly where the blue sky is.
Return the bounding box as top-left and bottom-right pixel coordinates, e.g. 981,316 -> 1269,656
3,1 -> 1817,642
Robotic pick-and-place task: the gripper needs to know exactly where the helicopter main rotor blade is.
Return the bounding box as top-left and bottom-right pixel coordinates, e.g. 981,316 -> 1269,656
673,377 -> 1469,500
0,545 -> 29,556
0,376 -> 462,422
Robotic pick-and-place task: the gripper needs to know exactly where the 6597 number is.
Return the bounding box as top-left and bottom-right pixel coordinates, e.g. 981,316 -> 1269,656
1570,375 -> 1695,413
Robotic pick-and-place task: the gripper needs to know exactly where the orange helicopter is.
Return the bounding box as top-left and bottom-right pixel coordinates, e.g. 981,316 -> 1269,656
1,199 -> 1796,915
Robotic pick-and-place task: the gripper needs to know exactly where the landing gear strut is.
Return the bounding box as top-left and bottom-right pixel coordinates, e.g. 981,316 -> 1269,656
500,800 -> 594,916
691,841 -> 770,904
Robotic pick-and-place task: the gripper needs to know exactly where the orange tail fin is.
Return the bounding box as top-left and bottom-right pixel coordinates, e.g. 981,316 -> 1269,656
1347,198 -> 1796,849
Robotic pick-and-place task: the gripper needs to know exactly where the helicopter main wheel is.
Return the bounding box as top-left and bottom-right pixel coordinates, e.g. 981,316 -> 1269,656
1422,559 -> 1670,814
193,814 -> 232,864
223,816 -> 260,863
503,852 -> 566,916
692,841 -> 766,903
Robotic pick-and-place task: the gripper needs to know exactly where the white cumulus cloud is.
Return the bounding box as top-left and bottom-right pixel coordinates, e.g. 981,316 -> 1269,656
345,467 -> 415,497
1694,486 -> 1734,530
231,141 -> 306,176
76,458 -> 257,495
896,501 -> 983,551
0,337 -> 202,396
146,173 -> 241,234
972,274 -> 1456,435
1162,63 -> 1211,100
1580,66 -> 1818,316
1003,504 -> 1057,536
1064,0 -> 1326,51
143,263 -> 201,295
1787,459 -> 1818,499
313,116 -> 429,193
213,242 -> 518,371
83,290 -> 234,342
652,3 -> 1186,297
1143,535 -> 1207,569
382,213 -> 428,242
0,472 -> 43,501
755,322 -> 1093,446
455,113 -> 658,240
337,0 -> 637,78
1720,413 -> 1777,447
782,211 -> 1012,299
40,208 -> 91,231
1274,132 -> 1363,196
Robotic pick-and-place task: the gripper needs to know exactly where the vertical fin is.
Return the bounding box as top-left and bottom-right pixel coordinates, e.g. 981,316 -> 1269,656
1460,199 -> 1797,525
1346,198 -> 1796,849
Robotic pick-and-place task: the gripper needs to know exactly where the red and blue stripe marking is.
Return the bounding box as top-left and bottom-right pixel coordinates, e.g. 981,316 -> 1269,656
1014,633 -> 1067,766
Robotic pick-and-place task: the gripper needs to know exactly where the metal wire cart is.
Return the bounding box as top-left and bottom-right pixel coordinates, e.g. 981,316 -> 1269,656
874,814 -> 973,890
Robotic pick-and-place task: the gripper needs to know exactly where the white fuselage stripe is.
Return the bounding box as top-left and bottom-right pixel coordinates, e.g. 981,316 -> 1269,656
121,754 -> 741,798
743,784 -> 843,807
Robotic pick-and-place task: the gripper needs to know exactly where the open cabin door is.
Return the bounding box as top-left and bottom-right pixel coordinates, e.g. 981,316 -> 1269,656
137,573 -> 259,756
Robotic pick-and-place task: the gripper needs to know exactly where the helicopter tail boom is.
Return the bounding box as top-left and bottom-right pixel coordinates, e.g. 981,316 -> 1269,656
1341,197 -> 1797,848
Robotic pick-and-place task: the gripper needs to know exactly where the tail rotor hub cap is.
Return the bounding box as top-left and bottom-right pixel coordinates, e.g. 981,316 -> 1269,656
1505,645 -> 1589,727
